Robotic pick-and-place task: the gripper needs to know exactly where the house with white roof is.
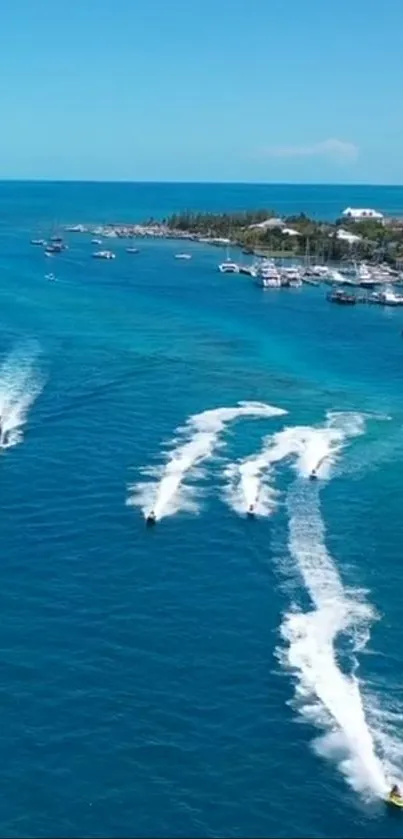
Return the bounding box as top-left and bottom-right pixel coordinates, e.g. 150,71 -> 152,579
248,217 -> 285,230
335,228 -> 362,244
283,227 -> 300,237
342,207 -> 384,222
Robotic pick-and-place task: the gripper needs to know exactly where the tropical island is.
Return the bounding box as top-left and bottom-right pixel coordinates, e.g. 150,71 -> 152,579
66,208 -> 403,266
163,209 -> 403,265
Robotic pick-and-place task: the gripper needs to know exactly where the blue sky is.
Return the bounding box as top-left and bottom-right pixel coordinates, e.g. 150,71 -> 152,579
1,0 -> 402,183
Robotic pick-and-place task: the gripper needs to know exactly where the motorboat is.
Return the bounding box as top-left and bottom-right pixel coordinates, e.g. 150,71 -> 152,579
378,286 -> 403,306
309,264 -> 330,278
92,250 -> 116,260
355,262 -> 376,287
328,269 -> 350,284
281,265 -> 303,281
327,289 -> 357,304
175,253 -> 191,260
126,247 -> 140,254
281,267 -> 303,287
257,259 -> 281,288
219,260 -> 240,273
45,242 -> 67,254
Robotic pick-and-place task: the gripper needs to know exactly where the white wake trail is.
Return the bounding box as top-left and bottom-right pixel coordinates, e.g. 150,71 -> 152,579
0,343 -> 45,449
225,410 -> 360,516
128,402 -> 285,521
224,435 -> 286,517
279,414 -> 401,798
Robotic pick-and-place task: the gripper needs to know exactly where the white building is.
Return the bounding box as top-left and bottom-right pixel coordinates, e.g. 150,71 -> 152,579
342,207 -> 384,222
282,227 -> 300,237
248,217 -> 285,230
335,228 -> 362,244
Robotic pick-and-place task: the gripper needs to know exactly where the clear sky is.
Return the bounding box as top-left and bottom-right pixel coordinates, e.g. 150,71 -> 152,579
1,0 -> 402,183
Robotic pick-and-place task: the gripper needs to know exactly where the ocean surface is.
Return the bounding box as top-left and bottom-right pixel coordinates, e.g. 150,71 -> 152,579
1,181 -> 403,838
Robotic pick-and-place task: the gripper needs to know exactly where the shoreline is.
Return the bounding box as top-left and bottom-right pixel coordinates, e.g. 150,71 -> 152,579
64,207 -> 403,266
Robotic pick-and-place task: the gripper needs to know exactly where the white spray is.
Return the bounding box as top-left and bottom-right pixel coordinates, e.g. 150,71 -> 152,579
279,413 -> 398,797
128,402 -> 285,521
0,343 -> 44,449
225,411 -> 359,516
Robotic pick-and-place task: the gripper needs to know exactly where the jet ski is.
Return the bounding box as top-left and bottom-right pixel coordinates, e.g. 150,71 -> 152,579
309,469 -> 318,480
146,511 -> 156,526
247,504 -> 255,517
387,786 -> 403,807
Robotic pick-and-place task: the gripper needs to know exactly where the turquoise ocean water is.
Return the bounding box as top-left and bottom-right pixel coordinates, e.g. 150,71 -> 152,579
1,182 -> 403,838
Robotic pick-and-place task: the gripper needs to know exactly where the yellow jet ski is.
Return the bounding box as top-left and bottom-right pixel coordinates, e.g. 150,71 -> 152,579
387,786 -> 403,808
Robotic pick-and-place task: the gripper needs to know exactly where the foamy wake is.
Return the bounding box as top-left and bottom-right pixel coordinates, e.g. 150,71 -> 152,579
0,343 -> 44,449
128,402 -> 285,521
223,432 -> 286,517
276,410 -> 366,480
224,410 -> 364,516
279,415 -> 403,798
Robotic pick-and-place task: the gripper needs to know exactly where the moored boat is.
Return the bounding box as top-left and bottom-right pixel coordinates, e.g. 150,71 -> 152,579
327,289 -> 357,304
92,250 -> 116,260
219,260 -> 240,273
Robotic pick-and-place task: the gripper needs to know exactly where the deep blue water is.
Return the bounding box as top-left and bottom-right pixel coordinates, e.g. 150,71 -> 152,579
1,182 -> 403,838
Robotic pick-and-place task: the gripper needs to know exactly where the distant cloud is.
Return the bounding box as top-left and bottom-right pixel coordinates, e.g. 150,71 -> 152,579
262,138 -> 359,162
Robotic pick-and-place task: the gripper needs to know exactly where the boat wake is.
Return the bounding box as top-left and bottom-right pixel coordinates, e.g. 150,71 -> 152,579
224,411 -> 363,516
128,402 -> 285,521
273,411 -> 365,480
278,415 -> 402,798
0,343 -> 45,449
223,433 -> 286,517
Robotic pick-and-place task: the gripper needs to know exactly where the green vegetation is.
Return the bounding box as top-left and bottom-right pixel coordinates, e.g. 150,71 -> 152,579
165,210 -> 403,264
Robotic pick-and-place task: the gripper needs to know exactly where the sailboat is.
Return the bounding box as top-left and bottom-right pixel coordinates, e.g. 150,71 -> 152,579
45,219 -> 68,254
218,241 -> 239,273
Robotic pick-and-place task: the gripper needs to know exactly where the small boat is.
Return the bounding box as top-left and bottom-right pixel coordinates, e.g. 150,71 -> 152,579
45,273 -> 56,282
309,264 -> 330,277
219,244 -> 239,273
327,289 -> 357,305
92,250 -> 116,260
92,238 -> 102,245
30,238 -> 46,246
45,243 -> 67,254
175,253 -> 191,260
219,260 -> 240,273
378,287 -> 403,306
126,247 -> 139,254
327,269 -> 350,284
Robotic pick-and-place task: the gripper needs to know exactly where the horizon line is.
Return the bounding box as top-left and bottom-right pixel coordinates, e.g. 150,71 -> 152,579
0,178 -> 402,188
